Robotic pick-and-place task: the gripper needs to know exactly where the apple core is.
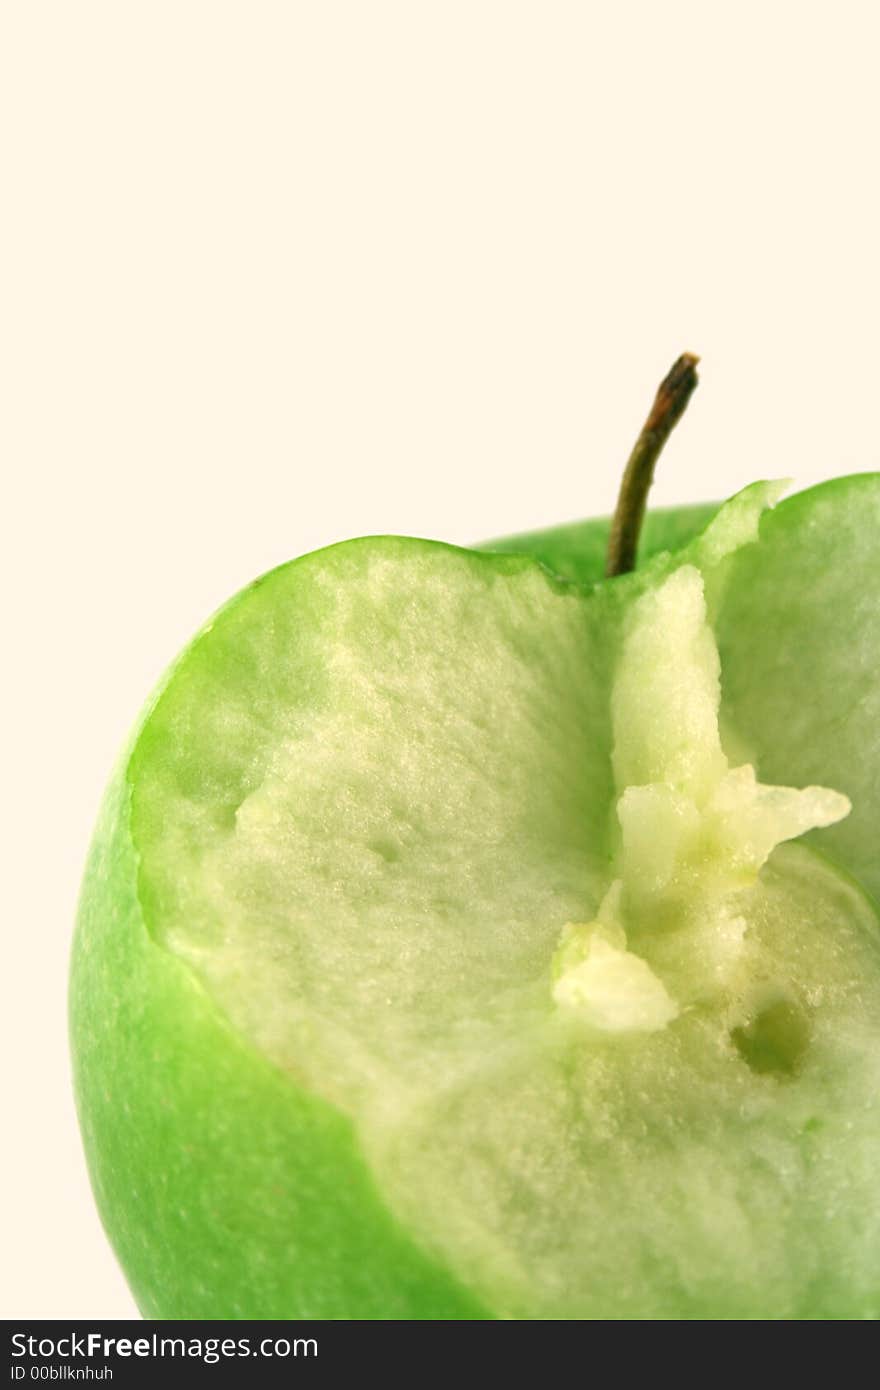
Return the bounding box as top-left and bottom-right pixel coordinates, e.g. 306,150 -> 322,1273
552,563 -> 851,1037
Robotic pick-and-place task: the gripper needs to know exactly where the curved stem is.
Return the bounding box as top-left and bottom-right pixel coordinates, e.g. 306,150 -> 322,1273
605,353 -> 700,578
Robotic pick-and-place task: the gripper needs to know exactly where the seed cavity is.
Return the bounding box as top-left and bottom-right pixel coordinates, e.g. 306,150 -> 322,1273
730,997 -> 811,1078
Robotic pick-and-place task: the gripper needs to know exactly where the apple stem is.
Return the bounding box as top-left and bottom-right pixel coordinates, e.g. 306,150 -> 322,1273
605,353 -> 700,577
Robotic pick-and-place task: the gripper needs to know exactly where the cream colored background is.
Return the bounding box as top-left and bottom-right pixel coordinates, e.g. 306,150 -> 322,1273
2,2 -> 878,1319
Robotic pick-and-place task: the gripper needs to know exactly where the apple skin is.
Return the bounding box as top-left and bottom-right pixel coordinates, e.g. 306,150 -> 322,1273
70,482 -> 877,1319
483,498 -> 717,586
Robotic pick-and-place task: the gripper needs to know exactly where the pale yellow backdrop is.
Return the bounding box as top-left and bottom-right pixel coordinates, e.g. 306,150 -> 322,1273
2,2 -> 878,1318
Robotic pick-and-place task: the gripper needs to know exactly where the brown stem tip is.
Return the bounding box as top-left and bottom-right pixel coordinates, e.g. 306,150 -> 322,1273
605,352 -> 700,578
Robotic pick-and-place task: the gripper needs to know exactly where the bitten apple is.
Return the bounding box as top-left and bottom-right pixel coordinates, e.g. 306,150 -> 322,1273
71,362 -> 880,1319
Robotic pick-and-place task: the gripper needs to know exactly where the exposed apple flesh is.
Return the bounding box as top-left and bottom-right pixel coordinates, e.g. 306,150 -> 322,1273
71,474 -> 880,1319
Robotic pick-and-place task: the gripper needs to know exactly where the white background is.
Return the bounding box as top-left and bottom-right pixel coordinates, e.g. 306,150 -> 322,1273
2,2 -> 879,1318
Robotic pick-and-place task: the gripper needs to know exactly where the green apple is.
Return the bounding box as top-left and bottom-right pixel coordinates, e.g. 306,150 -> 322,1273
71,364 -> 880,1319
